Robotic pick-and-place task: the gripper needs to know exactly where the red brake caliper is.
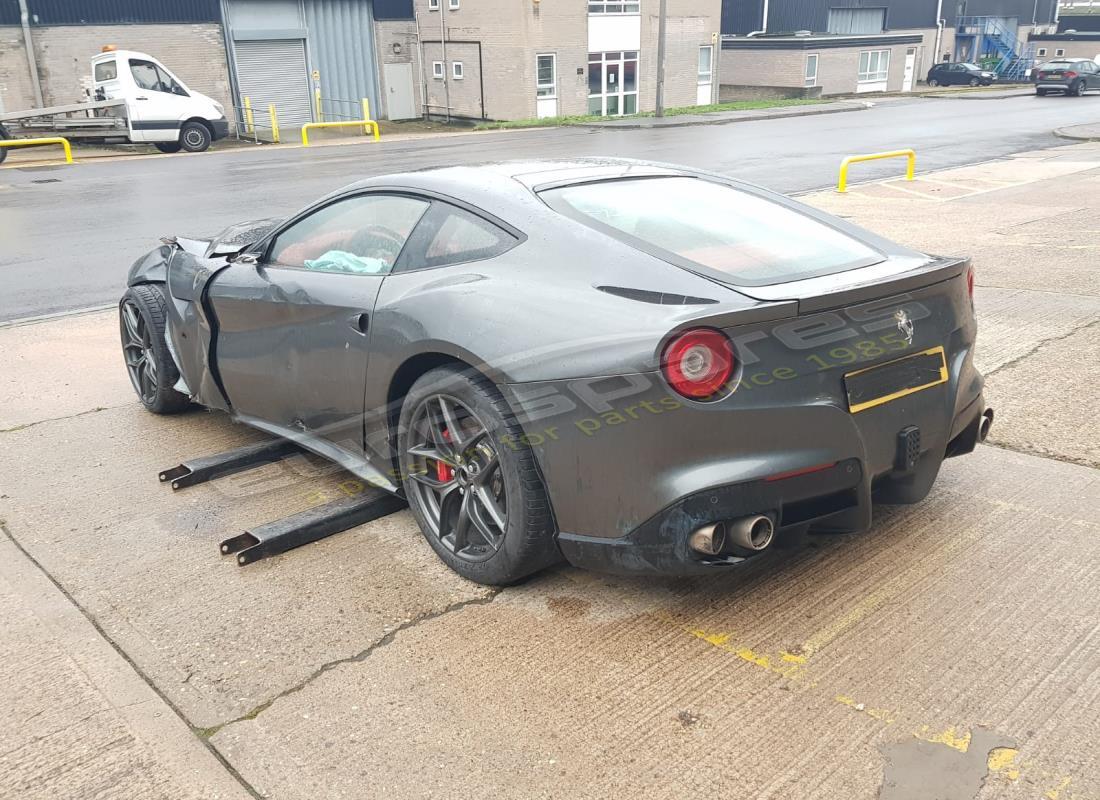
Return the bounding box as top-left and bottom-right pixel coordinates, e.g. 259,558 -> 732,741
436,428 -> 455,482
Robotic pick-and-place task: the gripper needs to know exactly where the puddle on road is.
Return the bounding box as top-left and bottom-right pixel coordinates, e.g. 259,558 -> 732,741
879,728 -> 1015,800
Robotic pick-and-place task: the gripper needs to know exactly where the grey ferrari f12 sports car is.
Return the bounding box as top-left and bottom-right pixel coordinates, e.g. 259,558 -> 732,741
120,159 -> 992,584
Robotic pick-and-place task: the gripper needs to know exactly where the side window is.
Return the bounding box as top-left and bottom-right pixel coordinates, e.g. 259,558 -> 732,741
155,65 -> 187,96
268,194 -> 430,274
405,203 -> 518,269
130,59 -> 163,92
94,60 -> 118,82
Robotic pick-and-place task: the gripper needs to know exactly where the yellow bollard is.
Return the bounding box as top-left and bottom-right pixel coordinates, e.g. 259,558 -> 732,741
315,88 -> 323,121
269,104 -> 280,143
243,96 -> 254,135
0,136 -> 73,165
837,149 -> 916,193
362,98 -> 371,136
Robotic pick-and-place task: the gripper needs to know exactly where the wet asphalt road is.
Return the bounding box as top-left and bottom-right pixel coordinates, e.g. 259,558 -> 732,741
1,93 -> 1097,322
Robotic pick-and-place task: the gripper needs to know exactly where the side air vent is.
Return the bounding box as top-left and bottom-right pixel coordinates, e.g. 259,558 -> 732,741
596,286 -> 718,305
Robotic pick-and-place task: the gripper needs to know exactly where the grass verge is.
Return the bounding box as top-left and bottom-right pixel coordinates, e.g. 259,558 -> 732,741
473,98 -> 827,130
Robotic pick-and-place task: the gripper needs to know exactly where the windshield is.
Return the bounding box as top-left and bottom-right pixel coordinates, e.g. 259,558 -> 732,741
542,176 -> 883,285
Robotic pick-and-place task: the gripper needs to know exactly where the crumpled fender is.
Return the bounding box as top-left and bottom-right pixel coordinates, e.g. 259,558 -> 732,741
163,248 -> 235,412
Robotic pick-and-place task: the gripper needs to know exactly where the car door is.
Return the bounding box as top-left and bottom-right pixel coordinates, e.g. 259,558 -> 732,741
127,57 -> 191,143
207,192 -> 431,476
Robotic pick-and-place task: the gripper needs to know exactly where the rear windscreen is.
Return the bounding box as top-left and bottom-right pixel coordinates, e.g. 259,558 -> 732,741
542,176 -> 883,285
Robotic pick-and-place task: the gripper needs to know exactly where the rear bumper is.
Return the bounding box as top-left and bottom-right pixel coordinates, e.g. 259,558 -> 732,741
556,394 -> 989,576
1036,82 -> 1072,90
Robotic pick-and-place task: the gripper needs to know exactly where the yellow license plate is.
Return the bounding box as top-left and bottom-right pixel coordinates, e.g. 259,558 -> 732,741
844,346 -> 948,414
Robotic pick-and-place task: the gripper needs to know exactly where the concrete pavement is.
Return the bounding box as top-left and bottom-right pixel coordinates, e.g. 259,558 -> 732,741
1,143 -> 1099,798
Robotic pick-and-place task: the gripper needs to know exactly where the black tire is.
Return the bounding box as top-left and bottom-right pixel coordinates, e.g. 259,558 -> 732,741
119,284 -> 191,414
397,366 -> 559,585
1072,80 -> 1087,97
155,142 -> 182,154
0,124 -> 9,165
179,121 -> 211,153
968,77 -> 980,87
928,78 -> 940,87
1036,88 -> 1048,96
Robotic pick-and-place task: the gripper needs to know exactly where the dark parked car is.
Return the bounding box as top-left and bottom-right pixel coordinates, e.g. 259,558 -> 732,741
926,62 -> 996,87
120,159 -> 991,584
1034,59 -> 1099,96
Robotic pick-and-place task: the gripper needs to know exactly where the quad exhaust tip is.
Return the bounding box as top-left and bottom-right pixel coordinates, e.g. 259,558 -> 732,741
689,514 -> 775,556
978,409 -> 994,442
729,515 -> 775,551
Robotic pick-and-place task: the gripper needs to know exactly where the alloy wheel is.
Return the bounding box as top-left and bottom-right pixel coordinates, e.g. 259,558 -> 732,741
405,395 -> 507,562
120,300 -> 158,404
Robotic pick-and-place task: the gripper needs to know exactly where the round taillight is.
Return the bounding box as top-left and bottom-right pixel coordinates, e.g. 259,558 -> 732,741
661,328 -> 736,400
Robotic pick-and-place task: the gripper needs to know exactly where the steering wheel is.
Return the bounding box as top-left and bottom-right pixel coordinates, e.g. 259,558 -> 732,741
350,225 -> 406,263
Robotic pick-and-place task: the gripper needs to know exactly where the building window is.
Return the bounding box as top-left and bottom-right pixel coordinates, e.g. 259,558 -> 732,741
448,0 -> 459,8
536,53 -> 557,97
452,61 -> 464,80
1037,48 -> 1047,56
588,51 -> 638,116
698,46 -> 713,85
588,1 -> 640,14
432,61 -> 444,79
805,54 -> 819,86
1055,48 -> 1065,56
858,49 -> 890,82
428,0 -> 439,9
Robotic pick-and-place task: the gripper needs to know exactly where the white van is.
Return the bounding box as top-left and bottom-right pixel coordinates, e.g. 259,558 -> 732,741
90,48 -> 229,152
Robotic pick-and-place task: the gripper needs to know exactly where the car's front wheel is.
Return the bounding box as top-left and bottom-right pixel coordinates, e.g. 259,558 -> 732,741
119,285 -> 191,414
969,77 -> 980,87
398,366 -> 559,585
179,121 -> 212,153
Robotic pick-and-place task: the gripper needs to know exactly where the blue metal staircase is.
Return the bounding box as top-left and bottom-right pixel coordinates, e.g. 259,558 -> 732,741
956,16 -> 1036,81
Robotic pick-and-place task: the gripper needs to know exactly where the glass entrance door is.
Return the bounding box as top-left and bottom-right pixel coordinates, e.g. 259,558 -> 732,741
588,51 -> 638,116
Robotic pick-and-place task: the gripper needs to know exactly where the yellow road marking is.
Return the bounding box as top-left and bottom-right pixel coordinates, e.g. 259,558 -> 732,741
988,747 -> 1021,781
915,725 -> 972,753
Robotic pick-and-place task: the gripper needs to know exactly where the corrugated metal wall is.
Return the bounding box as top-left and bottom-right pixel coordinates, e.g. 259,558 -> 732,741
15,0 -> 221,25
303,0 -> 380,119
721,0 -> 764,35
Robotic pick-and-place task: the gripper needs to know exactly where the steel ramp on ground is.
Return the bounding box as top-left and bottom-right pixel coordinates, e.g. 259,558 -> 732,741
159,439 -> 304,490
219,489 -> 408,565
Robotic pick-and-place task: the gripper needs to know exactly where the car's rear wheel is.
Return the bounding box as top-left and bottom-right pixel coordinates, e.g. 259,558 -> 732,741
1072,79 -> 1087,97
179,121 -> 211,153
928,78 -> 940,87
155,142 -> 182,154
398,366 -> 559,585
119,285 -> 191,414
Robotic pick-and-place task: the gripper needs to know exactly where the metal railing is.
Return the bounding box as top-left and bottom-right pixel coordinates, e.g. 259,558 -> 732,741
230,98 -> 281,144
0,136 -> 73,165
837,149 -> 916,193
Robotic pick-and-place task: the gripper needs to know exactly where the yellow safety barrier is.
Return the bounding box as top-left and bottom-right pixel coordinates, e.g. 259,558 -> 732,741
361,98 -> 371,136
243,96 -> 255,135
301,119 -> 380,145
269,103 -> 280,144
315,87 -> 323,121
837,149 -> 916,193
0,136 -> 73,164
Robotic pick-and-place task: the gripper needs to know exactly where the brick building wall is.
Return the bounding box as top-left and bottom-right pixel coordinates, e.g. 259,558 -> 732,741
414,0 -> 719,121
0,26 -> 34,113
374,18 -> 423,118
0,23 -> 232,116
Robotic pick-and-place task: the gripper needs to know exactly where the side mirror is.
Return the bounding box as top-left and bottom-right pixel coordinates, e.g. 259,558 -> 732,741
232,253 -> 259,266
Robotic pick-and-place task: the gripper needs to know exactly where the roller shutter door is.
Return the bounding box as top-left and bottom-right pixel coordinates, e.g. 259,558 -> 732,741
234,39 -> 314,127
827,8 -> 886,35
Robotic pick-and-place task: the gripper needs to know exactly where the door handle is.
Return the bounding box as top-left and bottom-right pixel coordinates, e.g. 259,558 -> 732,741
349,312 -> 369,334
135,96 -> 149,100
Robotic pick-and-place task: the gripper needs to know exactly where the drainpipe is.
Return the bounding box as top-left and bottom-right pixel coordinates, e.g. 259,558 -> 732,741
932,0 -> 946,65
747,0 -> 769,37
18,0 -> 44,108
413,9 -> 428,119
440,5 -> 450,123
